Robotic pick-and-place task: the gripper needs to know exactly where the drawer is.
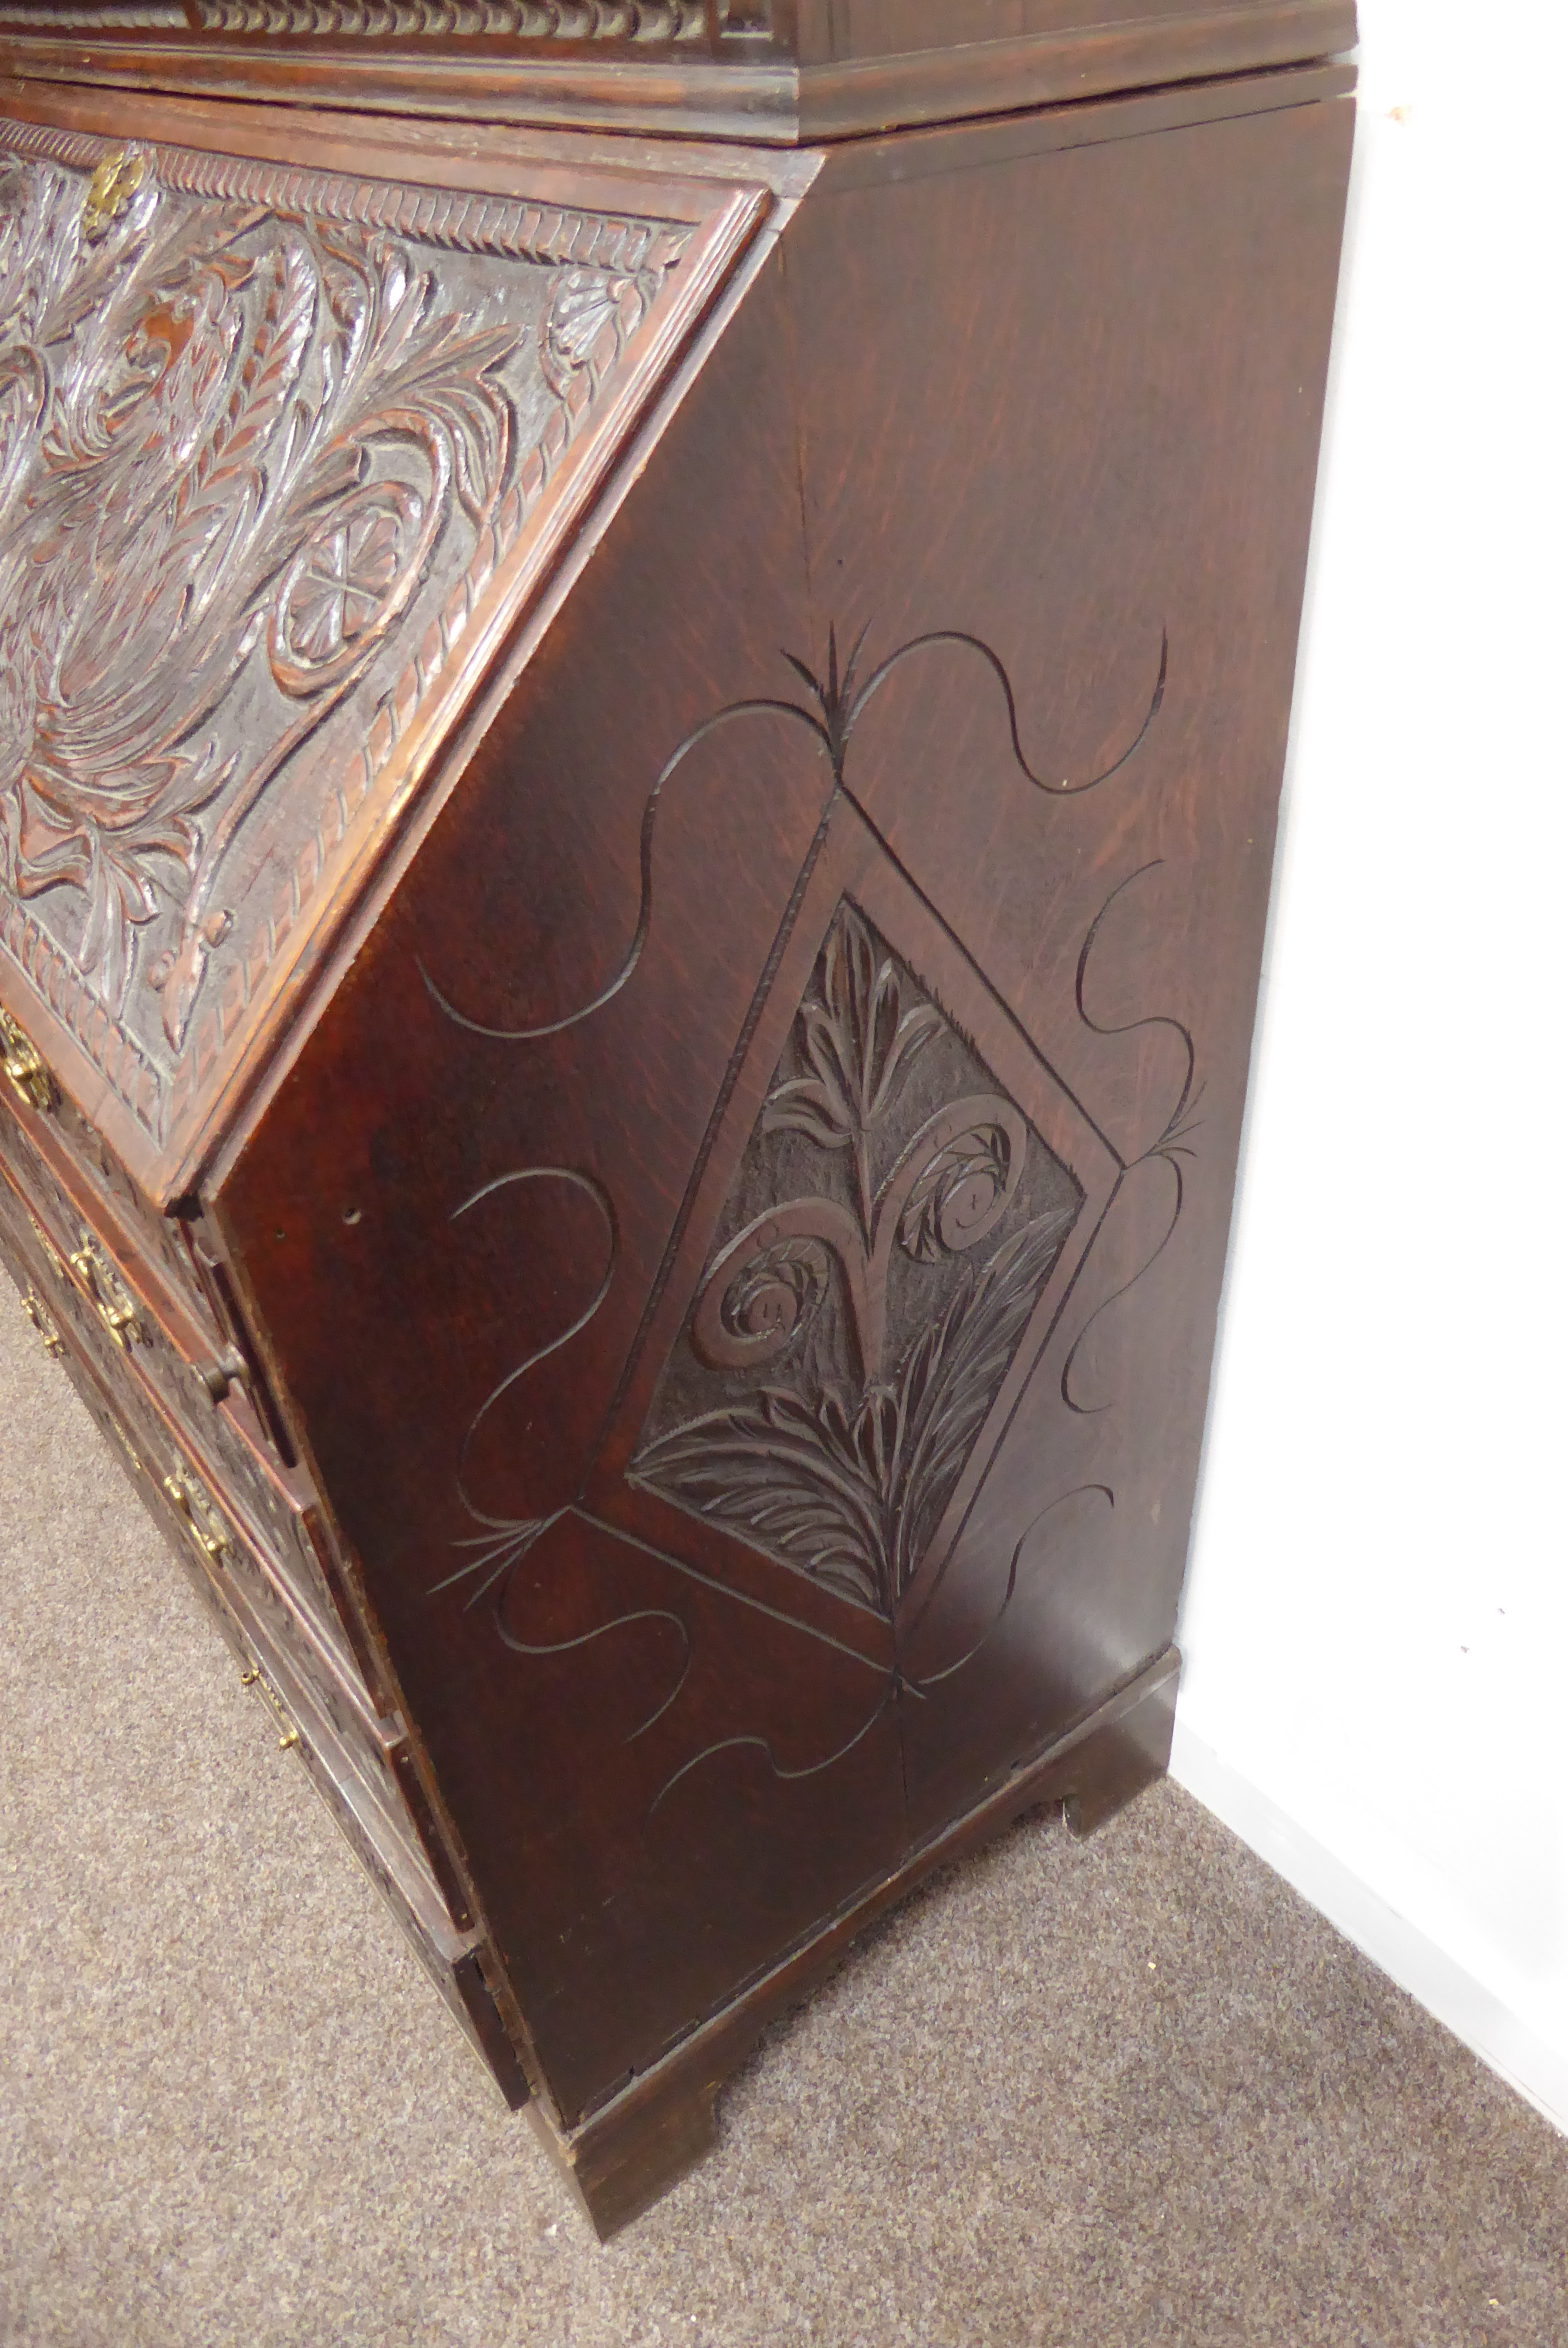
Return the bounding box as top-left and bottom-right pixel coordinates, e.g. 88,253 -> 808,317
0,1173 -> 371,1734
0,1106 -> 376,1693
1,1011 -> 224,1351
2,1248 -> 519,2100
0,1186 -> 473,1931
0,1069 -> 296,1465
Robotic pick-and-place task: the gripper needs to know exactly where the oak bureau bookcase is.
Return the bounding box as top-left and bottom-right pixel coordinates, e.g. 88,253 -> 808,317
0,0 -> 1355,2236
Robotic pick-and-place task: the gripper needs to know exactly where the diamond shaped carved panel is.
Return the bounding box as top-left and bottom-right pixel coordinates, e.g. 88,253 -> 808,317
631,899 -> 1086,1621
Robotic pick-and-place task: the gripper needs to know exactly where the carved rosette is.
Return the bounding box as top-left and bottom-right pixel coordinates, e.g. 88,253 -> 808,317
0,121 -> 692,1145
632,903 -> 1086,1618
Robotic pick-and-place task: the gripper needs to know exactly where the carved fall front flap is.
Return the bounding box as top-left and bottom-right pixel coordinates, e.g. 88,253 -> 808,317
0,97 -> 765,1199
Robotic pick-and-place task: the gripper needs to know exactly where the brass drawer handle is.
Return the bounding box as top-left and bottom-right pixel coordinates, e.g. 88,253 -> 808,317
239,1662 -> 302,1753
167,1469 -> 296,1748
1,1010 -> 56,1114
163,1469 -> 229,1566
22,1288 -> 65,1357
68,1233 -> 143,1351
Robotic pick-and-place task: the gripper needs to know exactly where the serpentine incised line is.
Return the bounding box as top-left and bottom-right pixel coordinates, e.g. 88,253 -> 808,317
426,620 -> 1175,1802
418,619 -> 1168,1045
448,1164 -> 619,1524
1059,861 -> 1202,1417
902,1483 -> 1115,1693
646,1682 -> 897,1820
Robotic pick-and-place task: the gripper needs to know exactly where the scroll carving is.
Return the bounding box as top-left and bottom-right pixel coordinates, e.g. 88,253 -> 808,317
632,903 -> 1084,1618
430,620 -> 1187,1817
0,124 -> 689,1139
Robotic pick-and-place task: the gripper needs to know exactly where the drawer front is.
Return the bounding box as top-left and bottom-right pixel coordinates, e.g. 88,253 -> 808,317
0,1016 -> 222,1345
0,1184 -> 448,1895
1,1237 -> 517,2090
0,1045 -> 303,1472
0,1126 -> 477,1927
0,1166 -> 374,1728
0,1101 -> 360,1679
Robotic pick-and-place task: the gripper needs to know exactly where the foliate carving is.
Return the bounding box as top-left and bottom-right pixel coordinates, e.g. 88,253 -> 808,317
632,903 -> 1084,1618
0,123 -> 690,1142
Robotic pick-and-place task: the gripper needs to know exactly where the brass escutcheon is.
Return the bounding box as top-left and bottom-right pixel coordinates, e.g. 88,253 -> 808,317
0,1009 -> 56,1114
81,150 -> 147,242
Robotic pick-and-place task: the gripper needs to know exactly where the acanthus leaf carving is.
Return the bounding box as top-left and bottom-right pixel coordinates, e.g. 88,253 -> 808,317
0,124 -> 691,1135
637,1204 -> 1077,1619
428,621 -> 1180,1811
632,902 -> 1084,1619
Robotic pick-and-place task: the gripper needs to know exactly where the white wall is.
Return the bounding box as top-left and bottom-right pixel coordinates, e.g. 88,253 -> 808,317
1174,0 -> 1568,2133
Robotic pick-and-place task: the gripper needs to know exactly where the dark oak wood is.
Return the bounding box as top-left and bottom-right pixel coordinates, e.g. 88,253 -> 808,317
0,2 -> 1358,143
0,30 -> 1354,2231
545,1647 -> 1180,2238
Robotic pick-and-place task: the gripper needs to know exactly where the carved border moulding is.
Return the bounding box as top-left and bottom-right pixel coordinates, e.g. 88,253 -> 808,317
0,2 -> 762,33
0,6 -> 186,25
0,111 -> 763,1197
0,5 -> 151,21
194,2 -> 724,35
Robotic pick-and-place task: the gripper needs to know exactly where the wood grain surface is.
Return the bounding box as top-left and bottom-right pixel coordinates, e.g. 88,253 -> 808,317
0,1 -> 1359,142
217,77 -> 1354,2169
0,81 -> 769,1200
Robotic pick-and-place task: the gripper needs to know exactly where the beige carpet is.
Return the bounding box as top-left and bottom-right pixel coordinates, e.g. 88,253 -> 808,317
1,1290 -> 1564,2348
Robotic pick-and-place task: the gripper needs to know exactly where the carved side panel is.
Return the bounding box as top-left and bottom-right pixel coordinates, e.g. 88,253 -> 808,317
0,117 -> 709,1169
632,900 -> 1084,1620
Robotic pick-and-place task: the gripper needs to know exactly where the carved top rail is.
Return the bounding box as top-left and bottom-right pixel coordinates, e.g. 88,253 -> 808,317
0,1 -> 1359,142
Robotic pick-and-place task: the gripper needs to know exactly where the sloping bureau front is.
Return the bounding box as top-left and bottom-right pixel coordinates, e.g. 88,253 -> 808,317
0,26 -> 1354,2239
0,92 -> 768,1197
